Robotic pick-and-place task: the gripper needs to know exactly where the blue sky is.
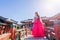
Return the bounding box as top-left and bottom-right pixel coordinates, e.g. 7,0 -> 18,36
0,0 -> 60,23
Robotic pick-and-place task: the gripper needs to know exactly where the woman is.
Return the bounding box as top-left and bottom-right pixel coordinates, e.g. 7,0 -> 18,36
32,12 -> 45,37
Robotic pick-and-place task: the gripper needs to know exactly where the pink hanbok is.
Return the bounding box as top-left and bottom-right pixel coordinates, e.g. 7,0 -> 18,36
32,16 -> 45,37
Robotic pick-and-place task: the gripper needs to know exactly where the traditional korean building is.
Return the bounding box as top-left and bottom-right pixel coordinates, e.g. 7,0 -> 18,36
49,13 -> 60,20
20,17 -> 49,29
21,19 -> 33,30
49,13 -> 60,25
0,16 -> 19,40
0,16 -> 18,34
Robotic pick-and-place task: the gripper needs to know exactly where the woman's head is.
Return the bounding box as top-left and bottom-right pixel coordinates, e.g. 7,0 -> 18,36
35,12 -> 40,18
35,12 -> 38,16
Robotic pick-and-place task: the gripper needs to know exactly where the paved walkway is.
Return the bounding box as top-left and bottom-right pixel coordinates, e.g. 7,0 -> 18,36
24,37 -> 48,40
21,35 -> 48,40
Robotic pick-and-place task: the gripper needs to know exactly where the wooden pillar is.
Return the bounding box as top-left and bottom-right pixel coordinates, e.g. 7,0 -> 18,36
10,27 -> 16,40
0,27 -> 2,35
10,24 -> 16,40
25,27 -> 28,37
54,25 -> 60,40
5,25 -> 9,32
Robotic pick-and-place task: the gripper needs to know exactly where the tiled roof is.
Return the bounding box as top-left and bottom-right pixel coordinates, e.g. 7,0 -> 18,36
0,16 -> 17,24
49,13 -> 60,20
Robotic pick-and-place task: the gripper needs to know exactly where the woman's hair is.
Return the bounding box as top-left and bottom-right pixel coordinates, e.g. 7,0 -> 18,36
35,12 -> 40,18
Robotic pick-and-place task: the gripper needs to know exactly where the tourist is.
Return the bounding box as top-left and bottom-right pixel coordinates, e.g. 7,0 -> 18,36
32,12 -> 45,37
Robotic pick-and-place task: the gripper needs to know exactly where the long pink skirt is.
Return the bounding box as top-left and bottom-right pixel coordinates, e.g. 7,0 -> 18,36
32,18 -> 45,37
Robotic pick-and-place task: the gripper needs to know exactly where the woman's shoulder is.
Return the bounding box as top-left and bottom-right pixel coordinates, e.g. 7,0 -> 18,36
34,16 -> 39,18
